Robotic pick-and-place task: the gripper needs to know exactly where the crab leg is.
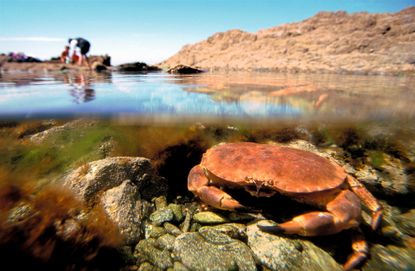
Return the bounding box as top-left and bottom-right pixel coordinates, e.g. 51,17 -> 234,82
346,175 -> 383,230
188,165 -> 246,210
343,230 -> 369,271
258,190 -> 361,236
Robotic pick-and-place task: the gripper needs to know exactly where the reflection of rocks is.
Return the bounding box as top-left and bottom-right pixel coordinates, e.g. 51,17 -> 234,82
247,221 -> 342,271
64,157 -> 167,244
167,65 -> 204,74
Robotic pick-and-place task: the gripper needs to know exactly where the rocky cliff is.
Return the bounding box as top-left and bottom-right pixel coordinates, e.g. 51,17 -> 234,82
160,7 -> 415,75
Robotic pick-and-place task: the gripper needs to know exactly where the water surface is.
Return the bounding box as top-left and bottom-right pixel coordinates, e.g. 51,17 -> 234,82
1,71 -> 414,122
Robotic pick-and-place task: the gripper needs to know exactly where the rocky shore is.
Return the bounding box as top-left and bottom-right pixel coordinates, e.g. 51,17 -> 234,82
1,119 -> 414,270
160,7 -> 415,75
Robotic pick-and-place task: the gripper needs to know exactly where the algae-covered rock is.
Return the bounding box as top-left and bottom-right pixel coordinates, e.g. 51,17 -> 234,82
172,230 -> 256,271
167,203 -> 184,223
164,222 -> 182,236
362,244 -> 415,271
150,208 -> 174,226
156,234 -> 176,251
193,211 -> 229,224
144,224 -> 167,239
247,221 -> 342,271
136,239 -> 173,269
199,223 -> 247,240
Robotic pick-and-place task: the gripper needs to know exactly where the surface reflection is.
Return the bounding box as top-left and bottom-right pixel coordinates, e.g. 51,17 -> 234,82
62,72 -> 96,103
0,71 -> 414,121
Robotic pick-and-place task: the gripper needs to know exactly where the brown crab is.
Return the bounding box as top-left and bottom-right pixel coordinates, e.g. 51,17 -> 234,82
188,142 -> 382,270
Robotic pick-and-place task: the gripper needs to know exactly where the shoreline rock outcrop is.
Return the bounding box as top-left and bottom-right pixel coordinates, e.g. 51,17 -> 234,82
160,7 -> 415,75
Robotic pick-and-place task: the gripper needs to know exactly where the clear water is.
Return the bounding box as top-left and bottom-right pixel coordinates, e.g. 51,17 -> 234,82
1,70 -> 414,122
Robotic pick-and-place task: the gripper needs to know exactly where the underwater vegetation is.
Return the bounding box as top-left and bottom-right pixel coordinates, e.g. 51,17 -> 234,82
0,174 -> 123,270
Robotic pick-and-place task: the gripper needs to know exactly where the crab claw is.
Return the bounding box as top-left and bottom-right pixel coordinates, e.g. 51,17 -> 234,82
188,165 -> 247,211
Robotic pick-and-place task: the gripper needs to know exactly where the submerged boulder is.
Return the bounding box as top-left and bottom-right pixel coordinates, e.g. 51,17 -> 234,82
247,221 -> 342,271
172,229 -> 256,271
64,156 -> 168,245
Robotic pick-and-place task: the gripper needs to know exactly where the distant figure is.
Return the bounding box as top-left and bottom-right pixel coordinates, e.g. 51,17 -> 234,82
60,46 -> 69,63
67,37 -> 91,67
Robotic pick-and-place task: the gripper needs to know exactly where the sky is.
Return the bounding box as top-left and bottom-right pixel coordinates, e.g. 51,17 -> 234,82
0,0 -> 414,65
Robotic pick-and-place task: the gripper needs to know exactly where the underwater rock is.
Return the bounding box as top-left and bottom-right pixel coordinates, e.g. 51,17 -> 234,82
152,196 -> 167,210
167,65 -> 204,74
136,238 -> 173,269
30,119 -> 98,144
172,230 -> 256,271
192,211 -> 229,224
362,244 -> 415,271
100,180 -> 143,245
396,209 -> 415,236
64,156 -> 165,204
167,203 -> 184,223
199,223 -> 247,240
64,156 -> 167,245
375,154 -> 412,195
247,221 -> 342,271
156,233 -> 176,251
163,222 -> 182,236
150,208 -> 174,226
144,223 -> 167,239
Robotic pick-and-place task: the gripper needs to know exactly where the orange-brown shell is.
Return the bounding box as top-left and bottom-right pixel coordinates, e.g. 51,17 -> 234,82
201,142 -> 346,194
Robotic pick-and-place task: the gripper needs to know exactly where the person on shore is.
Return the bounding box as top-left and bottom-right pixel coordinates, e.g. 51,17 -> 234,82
60,46 -> 69,63
67,37 -> 91,67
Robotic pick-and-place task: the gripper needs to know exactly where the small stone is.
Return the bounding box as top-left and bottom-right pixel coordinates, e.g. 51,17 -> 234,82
190,223 -> 201,232
138,262 -> 162,271
173,261 -> 189,271
153,196 -> 167,210
150,208 -> 174,226
164,222 -> 182,236
181,210 -> 192,232
136,239 -> 173,269
167,203 -> 184,222
144,224 -> 166,239
157,234 -> 176,251
193,211 -> 229,224
228,212 -> 256,222
199,223 -> 247,240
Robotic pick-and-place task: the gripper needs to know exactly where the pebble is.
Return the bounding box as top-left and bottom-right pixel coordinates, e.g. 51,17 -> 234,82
193,211 -> 229,224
